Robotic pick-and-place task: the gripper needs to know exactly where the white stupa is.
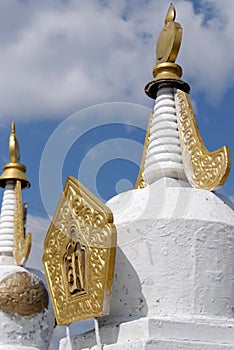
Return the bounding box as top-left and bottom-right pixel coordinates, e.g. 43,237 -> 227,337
0,122 -> 54,350
58,4 -> 234,350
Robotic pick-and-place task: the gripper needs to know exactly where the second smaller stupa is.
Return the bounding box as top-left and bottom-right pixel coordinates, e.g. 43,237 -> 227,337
0,122 -> 54,350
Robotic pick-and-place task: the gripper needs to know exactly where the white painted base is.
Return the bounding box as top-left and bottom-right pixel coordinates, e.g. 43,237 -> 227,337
0,345 -> 41,350
0,346 -> 43,350
0,266 -> 54,350
59,316 -> 234,349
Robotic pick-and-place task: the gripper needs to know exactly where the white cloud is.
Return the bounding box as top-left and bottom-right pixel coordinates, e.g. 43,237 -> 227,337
0,0 -> 232,121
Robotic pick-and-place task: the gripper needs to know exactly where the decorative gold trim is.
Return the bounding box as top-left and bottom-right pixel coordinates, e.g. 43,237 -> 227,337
14,180 -> 32,266
175,90 -> 231,190
135,112 -> 153,189
43,176 -> 117,325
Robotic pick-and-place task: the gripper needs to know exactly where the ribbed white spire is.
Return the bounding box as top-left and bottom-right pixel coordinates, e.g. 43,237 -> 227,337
0,180 -> 15,258
143,86 -> 187,184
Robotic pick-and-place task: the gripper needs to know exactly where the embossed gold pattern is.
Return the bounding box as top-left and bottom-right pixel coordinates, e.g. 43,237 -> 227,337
14,180 -> 32,266
0,271 -> 48,316
135,112 -> 153,189
175,90 -> 231,190
43,176 -> 117,325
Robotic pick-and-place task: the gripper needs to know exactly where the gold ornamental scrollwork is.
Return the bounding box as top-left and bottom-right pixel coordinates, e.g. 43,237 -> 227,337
135,112 -> 153,189
43,176 -> 117,325
14,180 -> 32,266
175,90 -> 231,190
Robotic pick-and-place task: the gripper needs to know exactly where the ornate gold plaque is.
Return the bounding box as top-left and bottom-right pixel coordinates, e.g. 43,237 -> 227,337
43,176 -> 117,325
175,90 -> 231,190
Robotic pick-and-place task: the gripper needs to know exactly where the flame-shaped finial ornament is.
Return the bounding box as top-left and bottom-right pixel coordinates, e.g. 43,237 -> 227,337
145,3 -> 190,99
0,122 -> 30,189
156,3 -> 182,65
9,121 -> 20,163
165,3 -> 176,24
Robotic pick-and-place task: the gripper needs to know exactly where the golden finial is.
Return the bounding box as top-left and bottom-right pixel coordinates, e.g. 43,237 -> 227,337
145,3 -> 190,99
0,122 -> 30,189
165,3 -> 176,24
9,121 -> 20,163
155,3 -> 182,66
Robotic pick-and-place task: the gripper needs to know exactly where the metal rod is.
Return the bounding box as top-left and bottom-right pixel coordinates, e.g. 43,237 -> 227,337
66,325 -> 74,350
94,317 -> 103,349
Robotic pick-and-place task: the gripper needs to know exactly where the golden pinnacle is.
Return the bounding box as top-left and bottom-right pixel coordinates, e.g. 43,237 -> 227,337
165,3 -> 176,24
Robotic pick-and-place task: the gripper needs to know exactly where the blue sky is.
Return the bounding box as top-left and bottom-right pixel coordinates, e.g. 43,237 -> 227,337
0,0 -> 233,347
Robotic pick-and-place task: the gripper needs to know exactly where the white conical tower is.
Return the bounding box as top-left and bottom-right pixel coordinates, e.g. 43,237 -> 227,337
143,85 -> 186,183
60,4 -> 234,350
0,123 -> 54,350
0,180 -> 15,263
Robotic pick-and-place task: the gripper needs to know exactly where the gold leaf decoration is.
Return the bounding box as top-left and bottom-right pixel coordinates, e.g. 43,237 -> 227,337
175,90 -> 231,190
14,180 -> 32,266
43,176 -> 117,325
134,112 -> 153,189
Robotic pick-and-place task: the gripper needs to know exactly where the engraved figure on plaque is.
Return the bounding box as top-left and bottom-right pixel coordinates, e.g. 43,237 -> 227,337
64,227 -> 86,296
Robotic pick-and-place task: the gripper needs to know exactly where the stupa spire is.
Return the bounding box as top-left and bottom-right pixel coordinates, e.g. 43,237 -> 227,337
136,3 -> 231,191
0,123 -> 54,350
0,122 -> 31,266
